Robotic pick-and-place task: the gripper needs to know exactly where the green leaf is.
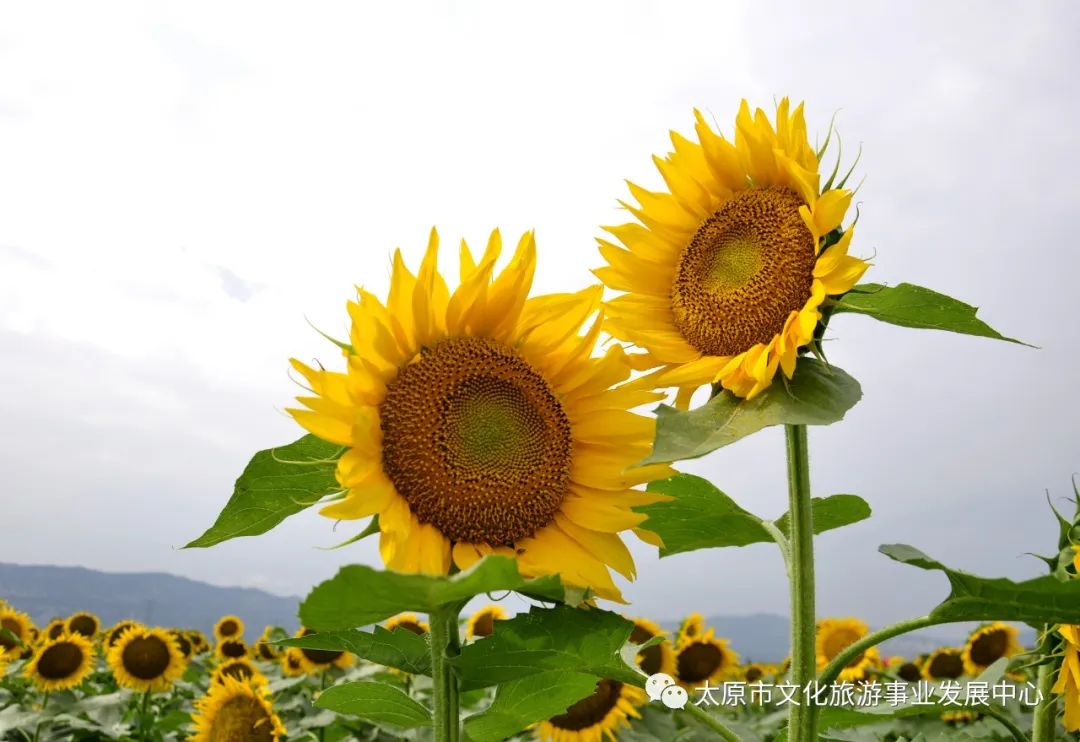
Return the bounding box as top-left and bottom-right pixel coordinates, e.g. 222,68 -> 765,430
185,435 -> 343,548
451,605 -> 641,692
278,626 -> 432,675
463,671 -> 599,742
315,681 -> 431,728
638,475 -> 871,556
645,358 -> 861,464
831,283 -> 1027,345
881,543 -> 1080,622
775,494 -> 872,537
300,556 -> 565,630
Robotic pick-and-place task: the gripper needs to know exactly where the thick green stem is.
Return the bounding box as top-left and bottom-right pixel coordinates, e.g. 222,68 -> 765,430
139,691 -> 151,742
1031,654 -> 1059,742
682,702 -> 742,742
430,605 -> 462,742
816,615 -> 940,688
981,703 -> 1031,742
784,424 -> 816,742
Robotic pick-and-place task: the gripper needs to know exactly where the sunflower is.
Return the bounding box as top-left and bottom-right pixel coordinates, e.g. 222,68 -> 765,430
168,629 -> 194,659
107,626 -> 186,693
44,618 -> 67,642
815,618 -> 879,682
922,648 -> 966,681
1052,625 -> 1080,732
65,611 -> 100,639
676,612 -> 705,647
191,676 -> 286,742
0,607 -> 35,655
384,613 -> 429,635
216,639 -> 250,661
214,615 -> 245,642
742,663 -> 768,683
104,620 -> 141,649
254,627 -> 282,662
23,631 -> 95,692
595,99 -> 869,403
188,630 -> 210,655
628,617 -> 676,677
962,622 -> 1022,676
897,659 -> 923,683
535,678 -> 646,742
675,629 -> 738,688
280,647 -> 305,678
20,627 -> 39,659
212,658 -> 268,689
287,230 -> 672,601
465,605 -> 508,640
941,710 -> 979,726
292,628 -> 353,674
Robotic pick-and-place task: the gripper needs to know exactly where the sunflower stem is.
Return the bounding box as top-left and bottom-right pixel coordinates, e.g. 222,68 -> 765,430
981,703 -> 1031,742
682,701 -> 741,742
1031,650 -> 1059,742
784,424 -> 816,742
139,691 -> 151,742
429,604 -> 462,742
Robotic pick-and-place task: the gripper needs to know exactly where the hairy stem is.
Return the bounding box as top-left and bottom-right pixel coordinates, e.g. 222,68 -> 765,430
682,702 -> 742,742
784,424 -> 816,742
429,604 -> 462,742
1031,649 -> 1059,742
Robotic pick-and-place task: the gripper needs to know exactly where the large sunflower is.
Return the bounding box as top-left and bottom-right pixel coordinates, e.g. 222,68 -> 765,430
628,617 -> 676,678
66,611 -> 100,639
214,615 -> 245,642
922,647 -> 966,681
107,626 -> 187,693
675,629 -> 738,689
191,676 -> 285,742
815,618 -> 879,682
535,678 -> 646,742
0,607 -> 35,654
962,622 -> 1022,676
596,99 -> 869,402
23,631 -> 95,692
465,605 -> 507,640
288,230 -> 671,600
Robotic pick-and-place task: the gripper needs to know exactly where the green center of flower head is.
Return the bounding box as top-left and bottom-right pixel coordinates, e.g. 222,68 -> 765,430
671,185 -> 816,357
381,336 -> 573,546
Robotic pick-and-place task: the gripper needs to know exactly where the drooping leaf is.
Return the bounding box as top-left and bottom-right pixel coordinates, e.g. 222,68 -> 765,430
185,435 -> 343,548
831,283 -> 1026,345
881,543 -> 1080,623
463,671 -> 599,742
645,358 -> 861,464
638,474 -> 871,556
315,681 -> 431,728
300,556 -> 565,630
278,625 -> 431,675
451,605 -> 641,692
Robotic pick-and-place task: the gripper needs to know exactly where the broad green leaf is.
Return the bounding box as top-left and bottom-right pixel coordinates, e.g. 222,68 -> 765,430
300,556 -> 565,630
185,435 -> 343,548
644,358 -> 861,464
775,494 -> 872,537
463,671 -> 598,742
278,626 -> 431,675
638,475 -> 871,556
315,681 -> 432,729
881,543 -> 1080,622
451,605 -> 641,692
832,283 -> 1026,344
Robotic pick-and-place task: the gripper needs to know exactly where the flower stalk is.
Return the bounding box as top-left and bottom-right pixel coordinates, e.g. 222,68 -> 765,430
784,424 -> 817,742
430,604 -> 463,742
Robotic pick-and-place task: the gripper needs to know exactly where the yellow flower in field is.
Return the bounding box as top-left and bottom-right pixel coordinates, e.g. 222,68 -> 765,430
675,629 -> 739,689
23,631 -> 95,692
896,658 -> 923,682
288,230 -> 672,601
0,608 -> 34,655
535,679 -> 645,742
291,628 -> 353,674
107,626 -> 186,693
254,626 -> 282,662
280,647 -> 305,678
596,99 -> 869,403
962,622 -> 1022,675
65,612 -> 100,639
815,618 -> 879,682
466,605 -> 507,640
169,629 -> 195,659
104,620 -> 141,649
190,676 -> 285,742
44,618 -> 67,642
922,648 -> 966,680
742,663 -> 768,683
1052,624 -> 1080,732
214,615 -> 245,642
676,612 -> 705,647
216,639 -> 250,661
212,658 -> 268,689
187,630 -> 210,655
384,613 -> 429,635
628,617 -> 675,677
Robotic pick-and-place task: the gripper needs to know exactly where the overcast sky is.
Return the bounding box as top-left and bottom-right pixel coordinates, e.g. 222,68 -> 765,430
2,1 -> 1078,629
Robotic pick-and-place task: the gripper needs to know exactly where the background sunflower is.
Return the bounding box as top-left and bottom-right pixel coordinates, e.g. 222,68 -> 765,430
190,676 -> 285,742
23,631 -> 95,692
535,678 -> 645,742
107,626 -> 186,693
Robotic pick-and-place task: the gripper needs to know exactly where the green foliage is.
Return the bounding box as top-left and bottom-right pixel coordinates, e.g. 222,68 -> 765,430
645,358 -> 862,464
639,474 -> 871,556
185,435 -> 343,548
315,681 -> 432,728
279,625 -> 432,676
463,671 -> 598,742
881,543 -> 1080,622
832,283 -> 1026,344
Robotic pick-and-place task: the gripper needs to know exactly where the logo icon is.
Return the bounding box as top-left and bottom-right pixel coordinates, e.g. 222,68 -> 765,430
645,673 -> 687,708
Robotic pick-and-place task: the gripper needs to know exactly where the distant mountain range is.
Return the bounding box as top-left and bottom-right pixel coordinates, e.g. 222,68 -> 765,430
0,563 -> 1034,662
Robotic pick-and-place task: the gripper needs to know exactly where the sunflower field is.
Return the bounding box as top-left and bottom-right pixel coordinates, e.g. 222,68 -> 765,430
5,98 -> 1080,742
